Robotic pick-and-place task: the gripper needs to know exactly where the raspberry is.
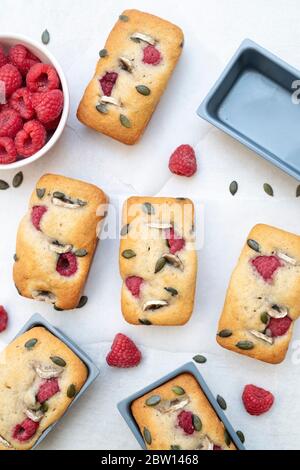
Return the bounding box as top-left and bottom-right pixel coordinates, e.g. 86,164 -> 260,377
12,418 -> 39,442
31,89 -> 63,123
267,316 -> 292,337
9,44 -> 40,76
177,411 -> 194,435
251,256 -> 282,282
0,136 -> 17,164
100,72 -> 118,96
165,227 -> 185,254
0,108 -> 23,138
0,64 -> 22,98
125,276 -> 143,298
213,445 -> 223,450
43,115 -> 61,131
0,45 -> 8,68
31,205 -> 47,231
143,45 -> 162,65
0,306 -> 8,332
9,88 -> 35,120
26,63 -> 60,92
242,384 -> 274,416
169,145 -> 197,177
36,378 -> 60,403
15,120 -> 46,157
56,252 -> 78,277
106,333 -> 142,368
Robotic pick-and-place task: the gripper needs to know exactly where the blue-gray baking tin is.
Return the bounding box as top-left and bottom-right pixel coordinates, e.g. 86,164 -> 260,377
197,39 -> 300,181
117,361 -> 245,451
13,313 -> 100,449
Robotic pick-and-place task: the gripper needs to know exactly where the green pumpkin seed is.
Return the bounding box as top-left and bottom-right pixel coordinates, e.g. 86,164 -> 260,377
236,430 -> 245,444
0,180 -> 9,190
296,185 -> 300,198
50,356 -> 66,367
217,395 -> 227,410
236,340 -> 254,350
224,429 -> 231,447
143,427 -> 152,445
99,48 -> 108,58
218,329 -> 232,338
77,295 -> 88,309
41,29 -> 50,45
136,85 -> 151,96
170,445 -> 181,450
247,239 -> 260,253
263,183 -> 274,197
155,257 -> 166,273
96,103 -> 108,114
192,414 -> 202,432
40,402 -> 48,413
13,254 -> 18,262
36,188 -> 46,199
145,395 -> 161,406
164,287 -> 178,296
120,114 -> 131,128
131,37 -> 141,43
260,312 -> 269,324
119,14 -> 129,21
139,318 -> 152,325
53,191 -> 65,200
120,224 -> 130,236
229,181 -> 238,196
67,384 -> 76,398
12,172 -> 23,188
193,354 -> 207,364
142,202 -> 154,215
172,386 -> 185,396
74,249 -> 88,257
25,338 -> 38,350
122,249 -> 136,259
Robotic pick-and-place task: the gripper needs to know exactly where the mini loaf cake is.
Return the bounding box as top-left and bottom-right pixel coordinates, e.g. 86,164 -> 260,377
119,196 -> 197,325
131,373 -> 236,450
0,327 -> 87,451
13,174 -> 108,310
77,9 -> 184,144
217,224 -> 300,364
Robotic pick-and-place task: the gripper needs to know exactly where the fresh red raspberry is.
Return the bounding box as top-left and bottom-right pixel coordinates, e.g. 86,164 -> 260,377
165,227 -> 185,254
0,136 -> 17,164
177,411 -> 194,435
125,276 -> 143,298
31,89 -> 63,123
9,44 -> 40,76
26,63 -> 60,92
267,316 -> 292,337
106,333 -> 142,368
0,64 -> 22,98
31,205 -> 47,231
15,119 -> 46,157
36,378 -> 60,403
9,88 -> 35,120
169,144 -> 197,177
43,115 -> 61,131
0,306 -> 8,332
56,252 -> 78,277
251,256 -> 282,282
213,445 -> 223,450
242,384 -> 274,416
0,45 -> 8,68
0,108 -> 23,138
99,72 -> 118,96
143,45 -> 162,65
12,418 -> 39,442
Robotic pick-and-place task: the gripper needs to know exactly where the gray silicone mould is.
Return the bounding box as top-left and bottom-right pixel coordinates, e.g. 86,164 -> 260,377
197,39 -> 300,181
13,313 -> 100,450
117,361 -> 245,451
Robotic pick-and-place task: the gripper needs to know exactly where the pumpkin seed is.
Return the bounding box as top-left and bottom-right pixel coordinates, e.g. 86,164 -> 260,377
229,181 -> 238,196
0,180 -> 9,190
192,414 -> 202,432
120,224 -> 130,236
96,103 -> 108,114
136,85 -> 151,96
224,429 -> 231,447
139,318 -> 152,325
260,312 -> 269,324
296,185 -> 300,198
41,29 -> 50,45
155,257 -> 166,273
146,395 -> 161,406
67,384 -> 76,398
193,354 -> 207,364
236,340 -> 254,350
217,395 -> 227,410
142,202 -> 154,215
247,239 -> 260,253
164,287 -> 178,296
25,338 -> 38,350
143,300 -> 168,311
99,48 -> 108,58
236,430 -> 245,444
74,248 -> 88,257
143,427 -> 152,445
50,356 -> 66,367
172,386 -> 185,396
120,114 -> 131,128
77,295 -> 88,309
12,172 -> 23,188
122,249 -> 136,259
218,329 -> 232,338
36,188 -> 46,199
13,254 -> 18,262
170,445 -> 181,450
119,14 -> 129,21
263,183 -> 274,197
40,402 -> 48,413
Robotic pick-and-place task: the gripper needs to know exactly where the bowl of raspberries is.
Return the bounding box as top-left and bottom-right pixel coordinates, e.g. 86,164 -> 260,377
0,34 -> 69,168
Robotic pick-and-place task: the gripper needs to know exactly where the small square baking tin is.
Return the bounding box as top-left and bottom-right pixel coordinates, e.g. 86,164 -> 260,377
117,361 -> 245,451
198,39 -> 300,181
13,313 -> 100,450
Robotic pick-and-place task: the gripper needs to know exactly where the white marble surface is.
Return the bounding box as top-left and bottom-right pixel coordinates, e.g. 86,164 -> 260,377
1,0 -> 300,450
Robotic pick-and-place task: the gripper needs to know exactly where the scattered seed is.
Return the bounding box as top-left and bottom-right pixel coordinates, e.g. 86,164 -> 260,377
77,296 -> 88,309
155,257 -> 166,273
40,402 -> 48,413
217,395 -> 227,410
41,29 -> 50,45
99,48 -> 108,58
122,249 -> 136,259
172,386 -> 185,396
247,239 -> 260,253
260,312 -> 269,324
193,354 -> 207,364
74,249 -> 88,257
143,427 -> 152,445
218,329 -> 232,338
50,356 -> 66,367
120,114 -> 131,128
67,384 -> 76,398
171,445 -> 181,450
12,172 -> 23,188
0,180 -> 9,190
119,14 -> 129,21
229,181 -> 238,196
25,338 -> 38,350
236,340 -> 254,350
13,254 -> 18,262
164,287 -> 178,296
296,185 -> 300,198
136,85 -> 151,96
36,188 -> 46,199
236,430 -> 245,444
120,224 -> 130,236
139,318 -> 152,325
142,202 -> 154,215
263,183 -> 274,197
146,395 -> 161,406
224,429 -> 231,447
96,103 -> 108,114
192,414 -> 202,432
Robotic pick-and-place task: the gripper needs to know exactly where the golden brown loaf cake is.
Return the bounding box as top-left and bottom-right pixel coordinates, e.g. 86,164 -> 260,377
77,9 -> 184,144
13,174 -> 108,310
217,224 -> 300,364
119,196 -> 197,325
131,373 -> 236,451
0,327 -> 87,451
